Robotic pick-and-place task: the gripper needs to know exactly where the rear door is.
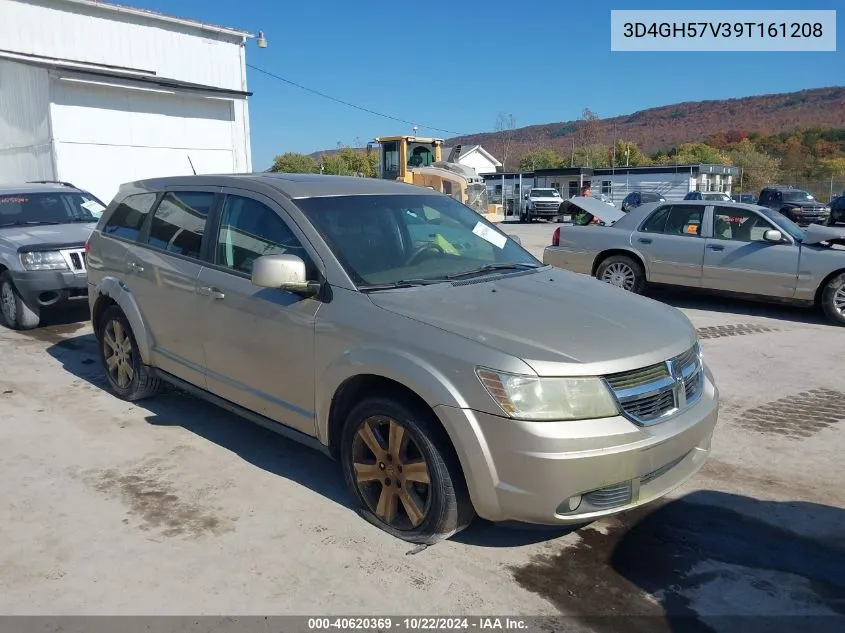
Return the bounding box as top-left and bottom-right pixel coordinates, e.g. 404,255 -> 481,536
701,205 -> 800,298
124,187 -> 220,386
632,203 -> 706,287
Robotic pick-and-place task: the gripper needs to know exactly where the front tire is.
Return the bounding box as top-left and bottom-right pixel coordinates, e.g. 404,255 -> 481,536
340,396 -> 474,544
595,254 -> 646,294
96,305 -> 162,401
820,272 -> 845,326
0,272 -> 40,330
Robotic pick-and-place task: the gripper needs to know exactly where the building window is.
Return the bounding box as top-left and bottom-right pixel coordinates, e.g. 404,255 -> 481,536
569,181 -> 579,197
601,180 -> 612,196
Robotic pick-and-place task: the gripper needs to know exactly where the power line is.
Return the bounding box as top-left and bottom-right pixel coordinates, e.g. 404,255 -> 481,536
246,64 -> 466,136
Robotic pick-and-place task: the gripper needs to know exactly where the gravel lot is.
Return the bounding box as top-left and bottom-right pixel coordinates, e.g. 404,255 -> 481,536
1,220 -> 843,631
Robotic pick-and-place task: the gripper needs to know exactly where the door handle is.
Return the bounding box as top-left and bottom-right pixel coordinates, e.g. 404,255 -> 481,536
707,244 -> 725,251
127,261 -> 144,273
638,238 -> 652,244
197,285 -> 225,300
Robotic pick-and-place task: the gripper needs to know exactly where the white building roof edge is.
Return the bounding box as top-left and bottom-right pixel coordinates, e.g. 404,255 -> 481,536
55,0 -> 254,38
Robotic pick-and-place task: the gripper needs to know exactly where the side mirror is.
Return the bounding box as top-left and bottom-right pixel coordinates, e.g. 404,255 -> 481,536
523,194 -> 529,200
252,254 -> 320,297
763,229 -> 783,243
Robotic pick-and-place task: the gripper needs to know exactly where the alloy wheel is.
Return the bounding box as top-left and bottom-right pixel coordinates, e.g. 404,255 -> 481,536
1,282 -> 16,323
351,415 -> 431,530
834,285 -> 845,317
103,318 -> 135,389
601,262 -> 636,291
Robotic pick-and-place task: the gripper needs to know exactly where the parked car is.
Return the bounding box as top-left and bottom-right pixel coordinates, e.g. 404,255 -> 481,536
0,182 -> 106,329
86,173 -> 719,543
620,191 -> 666,212
683,191 -> 732,202
543,200 -> 845,326
828,195 -> 845,225
521,187 -> 562,222
731,193 -> 758,204
757,185 -> 831,226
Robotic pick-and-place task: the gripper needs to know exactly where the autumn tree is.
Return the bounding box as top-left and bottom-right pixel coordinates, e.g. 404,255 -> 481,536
728,139 -> 781,193
673,142 -> 731,166
574,144 -> 610,168
319,147 -> 378,177
519,148 -> 565,171
609,140 -> 650,166
495,112 -> 517,171
269,152 -> 319,174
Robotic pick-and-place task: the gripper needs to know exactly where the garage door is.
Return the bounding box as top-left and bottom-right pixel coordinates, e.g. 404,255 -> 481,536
50,78 -> 240,203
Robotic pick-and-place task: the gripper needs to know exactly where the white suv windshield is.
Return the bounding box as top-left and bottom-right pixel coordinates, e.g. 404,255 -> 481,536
531,189 -> 559,197
296,194 -> 539,287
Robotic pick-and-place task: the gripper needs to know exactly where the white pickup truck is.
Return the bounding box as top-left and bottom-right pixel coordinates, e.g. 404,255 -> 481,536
521,187 -> 563,222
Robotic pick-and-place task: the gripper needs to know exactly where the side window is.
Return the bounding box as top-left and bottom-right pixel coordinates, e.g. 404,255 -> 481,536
663,204 -> 704,236
215,195 -> 313,277
102,192 -> 158,241
146,191 -> 214,259
641,206 -> 671,233
713,207 -> 771,242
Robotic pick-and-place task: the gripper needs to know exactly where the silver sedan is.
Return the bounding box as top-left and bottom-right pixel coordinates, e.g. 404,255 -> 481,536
542,198 -> 845,326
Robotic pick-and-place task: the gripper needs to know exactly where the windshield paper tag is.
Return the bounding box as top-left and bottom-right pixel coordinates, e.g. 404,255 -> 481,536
81,200 -> 106,214
472,222 -> 507,249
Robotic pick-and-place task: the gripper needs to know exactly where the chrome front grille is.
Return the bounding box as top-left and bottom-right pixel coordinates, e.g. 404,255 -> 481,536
60,248 -> 87,273
604,343 -> 703,426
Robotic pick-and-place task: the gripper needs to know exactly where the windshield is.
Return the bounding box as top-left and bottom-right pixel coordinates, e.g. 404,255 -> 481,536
531,189 -> 560,197
783,190 -> 815,203
0,191 -> 104,226
758,207 -> 804,242
296,194 -> 540,287
703,193 -> 731,200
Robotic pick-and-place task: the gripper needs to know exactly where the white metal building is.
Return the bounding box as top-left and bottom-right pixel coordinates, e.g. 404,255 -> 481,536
0,0 -> 254,203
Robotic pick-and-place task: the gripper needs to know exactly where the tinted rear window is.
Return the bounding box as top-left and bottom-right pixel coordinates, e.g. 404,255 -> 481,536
103,192 -> 159,241
146,192 -> 214,259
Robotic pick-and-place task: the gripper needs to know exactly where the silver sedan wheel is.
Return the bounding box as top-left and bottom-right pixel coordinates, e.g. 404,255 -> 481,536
1,282 -> 16,324
103,318 -> 135,389
834,285 -> 845,317
601,262 -> 636,291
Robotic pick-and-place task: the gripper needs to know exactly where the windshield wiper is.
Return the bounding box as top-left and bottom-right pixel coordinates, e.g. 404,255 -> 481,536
446,262 -> 540,280
359,278 -> 447,292
0,220 -> 62,227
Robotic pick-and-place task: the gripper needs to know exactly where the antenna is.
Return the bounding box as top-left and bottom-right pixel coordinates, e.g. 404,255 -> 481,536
187,155 -> 197,175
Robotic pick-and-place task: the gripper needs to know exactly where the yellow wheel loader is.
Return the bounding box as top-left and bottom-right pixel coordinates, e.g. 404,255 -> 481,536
367,135 -> 489,214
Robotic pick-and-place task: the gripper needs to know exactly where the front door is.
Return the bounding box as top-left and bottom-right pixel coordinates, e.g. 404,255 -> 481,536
197,190 -> 322,436
633,203 -> 706,287
701,205 -> 800,298
125,188 -> 219,386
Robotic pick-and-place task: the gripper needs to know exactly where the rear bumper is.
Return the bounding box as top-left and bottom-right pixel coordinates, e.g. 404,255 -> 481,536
9,270 -> 88,308
436,367 -> 719,525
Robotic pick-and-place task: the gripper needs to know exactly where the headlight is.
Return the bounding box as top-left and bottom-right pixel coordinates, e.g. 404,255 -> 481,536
20,250 -> 68,271
476,368 -> 619,421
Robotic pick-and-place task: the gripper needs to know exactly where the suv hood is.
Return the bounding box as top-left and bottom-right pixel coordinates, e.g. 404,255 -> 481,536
0,222 -> 96,250
368,268 -> 697,377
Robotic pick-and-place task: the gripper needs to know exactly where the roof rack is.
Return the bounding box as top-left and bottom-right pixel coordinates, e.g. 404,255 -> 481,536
26,180 -> 77,188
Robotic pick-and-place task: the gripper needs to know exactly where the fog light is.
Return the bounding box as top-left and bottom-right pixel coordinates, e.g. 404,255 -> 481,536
557,495 -> 582,514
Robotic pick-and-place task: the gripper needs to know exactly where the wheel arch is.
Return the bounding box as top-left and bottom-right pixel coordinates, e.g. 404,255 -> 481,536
591,248 -> 648,278
90,277 -> 153,364
814,267 -> 845,305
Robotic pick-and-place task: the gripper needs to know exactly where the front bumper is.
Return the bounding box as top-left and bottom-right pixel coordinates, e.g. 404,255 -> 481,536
10,269 -> 88,308
436,368 -> 719,525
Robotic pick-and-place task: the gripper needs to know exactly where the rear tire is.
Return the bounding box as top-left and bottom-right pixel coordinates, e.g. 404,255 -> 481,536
96,305 -> 162,401
340,396 -> 474,544
0,272 -> 40,330
820,272 -> 845,326
595,254 -> 646,294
